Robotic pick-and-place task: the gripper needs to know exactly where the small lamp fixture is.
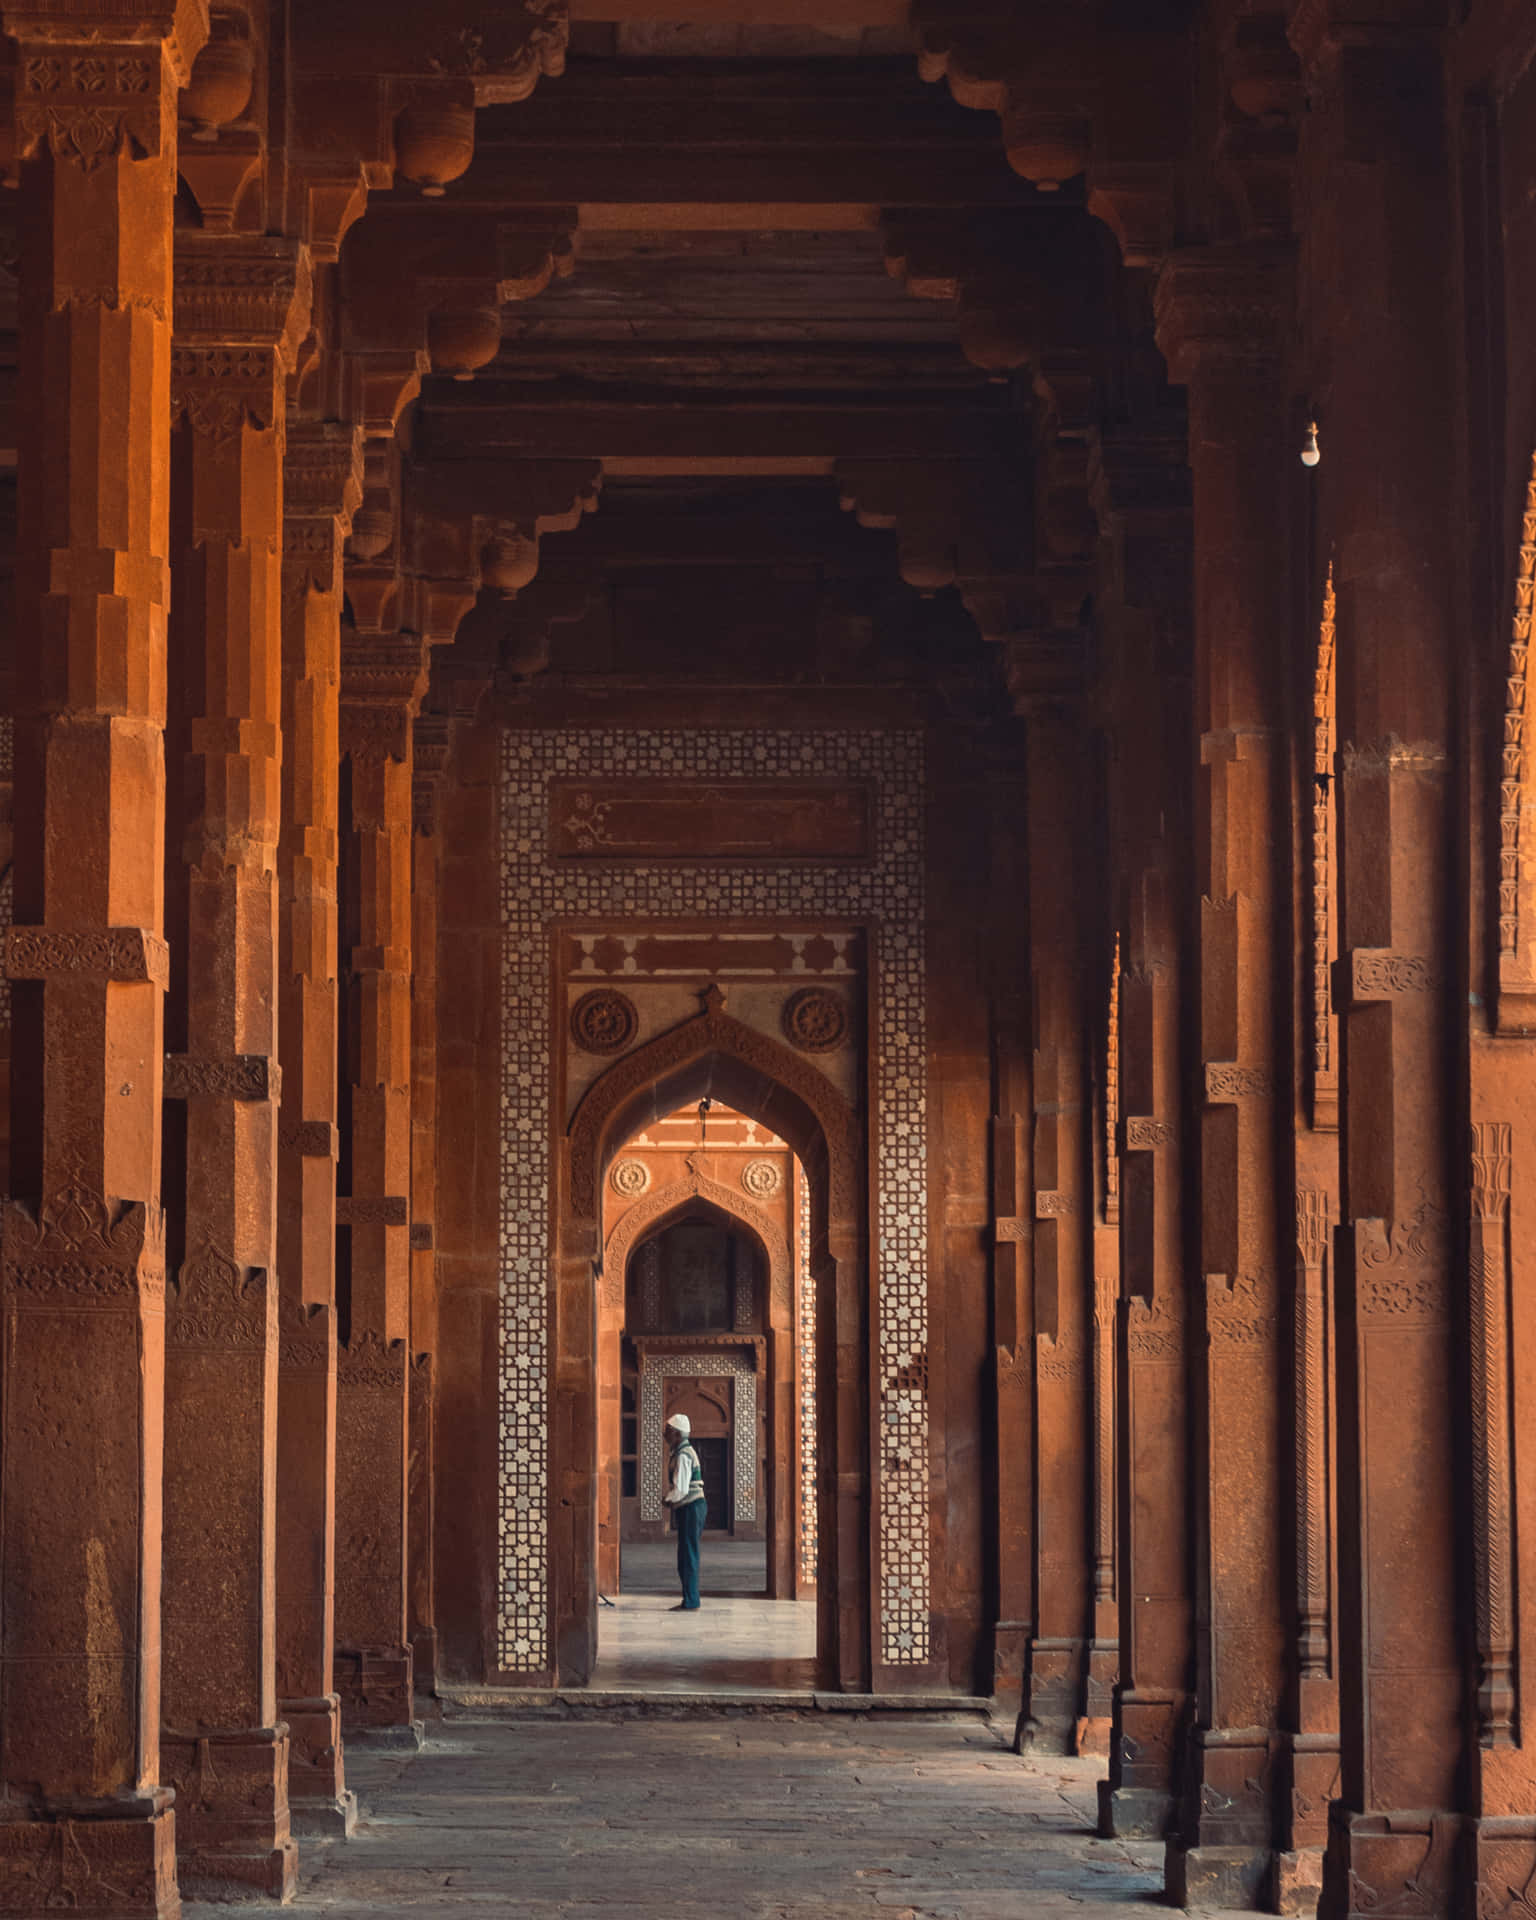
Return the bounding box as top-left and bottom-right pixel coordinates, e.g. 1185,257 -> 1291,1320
1300,420 -> 1321,468
697,1096 -> 712,1148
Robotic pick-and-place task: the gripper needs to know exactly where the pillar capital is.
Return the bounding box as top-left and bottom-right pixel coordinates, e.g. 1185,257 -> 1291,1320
1153,245 -> 1292,387
172,233 -> 313,445
284,422 -> 365,603
5,0 -> 210,105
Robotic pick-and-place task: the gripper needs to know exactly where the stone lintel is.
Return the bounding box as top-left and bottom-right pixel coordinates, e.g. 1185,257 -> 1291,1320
335,1194 -> 409,1228
164,1052 -> 280,1101
7,924 -> 170,987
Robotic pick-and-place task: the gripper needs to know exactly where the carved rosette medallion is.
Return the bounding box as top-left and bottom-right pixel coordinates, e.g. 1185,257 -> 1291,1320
781,986 -> 849,1053
741,1158 -> 782,1200
609,1158 -> 650,1199
570,988 -> 639,1055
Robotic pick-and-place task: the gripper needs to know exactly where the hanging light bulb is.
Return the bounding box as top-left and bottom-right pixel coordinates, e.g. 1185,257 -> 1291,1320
1300,420 -> 1321,468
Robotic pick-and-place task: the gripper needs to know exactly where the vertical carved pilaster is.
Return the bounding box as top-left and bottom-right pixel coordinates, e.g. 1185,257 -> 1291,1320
1312,568 -> 1339,1130
1105,933 -> 1121,1227
1469,1122 -> 1515,1746
1092,1265 -> 1116,1609
1294,1188 -> 1331,1680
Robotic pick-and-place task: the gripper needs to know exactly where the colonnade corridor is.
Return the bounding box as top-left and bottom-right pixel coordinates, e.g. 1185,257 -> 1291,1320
2,0 -> 1535,1915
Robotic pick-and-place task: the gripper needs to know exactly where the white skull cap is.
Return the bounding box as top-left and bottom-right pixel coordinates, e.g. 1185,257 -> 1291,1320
665,1413 -> 691,1436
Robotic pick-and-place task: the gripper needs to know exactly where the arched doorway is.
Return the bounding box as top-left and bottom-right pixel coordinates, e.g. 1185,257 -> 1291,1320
599,1173 -> 801,1602
557,997 -> 868,1692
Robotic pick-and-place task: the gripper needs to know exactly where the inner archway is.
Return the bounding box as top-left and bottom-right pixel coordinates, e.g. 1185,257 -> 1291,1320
557,999 -> 869,1694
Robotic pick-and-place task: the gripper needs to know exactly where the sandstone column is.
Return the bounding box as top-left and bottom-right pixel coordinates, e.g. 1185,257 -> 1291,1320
1092,427 -> 1196,1842
1154,249 -> 1292,1908
334,594 -> 425,1740
1292,7 -> 1465,1910
276,420 -> 362,1833
408,719 -> 447,1695
158,228 -> 309,1903
0,7 -> 205,1912
1020,710 -> 1096,1753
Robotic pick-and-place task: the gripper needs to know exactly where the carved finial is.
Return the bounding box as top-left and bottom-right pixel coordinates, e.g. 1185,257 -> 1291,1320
700,983 -> 726,1017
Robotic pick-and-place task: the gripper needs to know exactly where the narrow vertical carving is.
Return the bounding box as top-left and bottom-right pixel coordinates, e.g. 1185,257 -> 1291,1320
1105,934 -> 1121,1227
1470,1121 -> 1515,1746
1500,458 -> 1536,967
1092,1268 -> 1116,1607
1294,1188 -> 1330,1678
1311,568 -> 1339,1130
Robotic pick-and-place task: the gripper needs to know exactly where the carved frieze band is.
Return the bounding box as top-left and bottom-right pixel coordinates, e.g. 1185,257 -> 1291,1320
1354,1204 -> 1451,1322
2,1182 -> 166,1310
1127,1294 -> 1180,1361
335,1195 -> 410,1228
1205,1270 -> 1276,1347
1204,1064 -> 1274,1100
164,1053 -> 280,1102
16,47 -> 170,173
7,925 -> 170,988
277,1297 -> 336,1375
1470,1121 -> 1516,1745
1345,949 -> 1442,1001
281,1119 -> 338,1159
993,1217 -> 1026,1244
1123,1116 -> 1172,1151
1294,1187 -> 1331,1678
1035,1191 -> 1078,1218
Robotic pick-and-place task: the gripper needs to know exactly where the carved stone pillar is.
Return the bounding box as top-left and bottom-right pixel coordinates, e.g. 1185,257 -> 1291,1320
984,759 -> 1033,1720
1293,8 -> 1465,1910
1020,711 -> 1096,1754
276,421 -> 362,1835
334,617 -> 424,1741
158,228 -> 309,1903
1154,249 -> 1292,1909
408,720 -> 447,1695
1092,426 -> 1196,1844
1083,934 -> 1121,1757
0,8 -> 206,1912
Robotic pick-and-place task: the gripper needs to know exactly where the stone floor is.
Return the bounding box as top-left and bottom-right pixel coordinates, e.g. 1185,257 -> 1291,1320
197,1715 -> 1234,1917
590,1588 -> 818,1693
618,1535 -> 770,1595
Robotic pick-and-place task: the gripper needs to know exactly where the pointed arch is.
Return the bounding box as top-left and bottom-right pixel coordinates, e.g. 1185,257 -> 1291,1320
601,1173 -> 792,1323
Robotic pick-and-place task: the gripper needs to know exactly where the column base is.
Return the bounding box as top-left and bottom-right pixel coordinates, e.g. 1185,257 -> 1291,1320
1168,1728 -> 1276,1908
1017,1636 -> 1087,1755
1471,1815 -> 1536,1915
410,1627 -> 439,1697
1320,1807 -> 1458,1917
1098,1781 -> 1177,1840
336,1644 -> 418,1739
282,1696 -> 356,1836
159,1724 -> 297,1904
1077,1636 -> 1118,1756
0,1792 -> 178,1917
1165,1840 -> 1271,1910
992,1618 -> 1030,1723
1273,1846 -> 1325,1915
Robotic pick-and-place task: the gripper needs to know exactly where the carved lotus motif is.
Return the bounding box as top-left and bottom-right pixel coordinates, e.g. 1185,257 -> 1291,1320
609,1158 -> 650,1199
781,987 -> 849,1054
570,988 -> 638,1055
741,1158 -> 782,1199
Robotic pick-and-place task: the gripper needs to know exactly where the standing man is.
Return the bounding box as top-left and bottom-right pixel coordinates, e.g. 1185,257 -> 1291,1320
663,1412 -> 706,1611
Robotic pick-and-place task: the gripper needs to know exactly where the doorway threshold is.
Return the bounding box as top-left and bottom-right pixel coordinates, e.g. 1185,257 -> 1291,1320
438,1684 -> 995,1718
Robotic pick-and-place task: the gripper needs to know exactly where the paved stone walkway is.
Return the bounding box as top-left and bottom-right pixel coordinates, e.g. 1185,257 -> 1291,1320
195,1715 -> 1253,1917
590,1590 -> 818,1692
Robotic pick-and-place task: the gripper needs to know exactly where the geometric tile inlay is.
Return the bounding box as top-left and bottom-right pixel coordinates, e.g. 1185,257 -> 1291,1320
499,728 -> 928,1672
637,1354 -> 757,1524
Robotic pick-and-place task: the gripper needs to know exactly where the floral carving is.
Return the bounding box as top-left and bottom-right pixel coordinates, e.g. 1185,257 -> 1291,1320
1350,949 -> 1441,999
281,1119 -> 336,1159
1204,1064 -> 1274,1099
781,986 -> 849,1054
3,1180 -> 164,1308
1124,1116 -> 1172,1151
741,1158 -> 783,1199
609,1157 -> 650,1198
1035,1190 -> 1077,1217
570,988 -> 639,1056
335,1195 -> 409,1227
277,1297 -> 334,1374
169,1244 -> 271,1350
1127,1295 -> 1180,1360
7,925 -> 169,987
164,1052 -> 278,1101
337,1327 -> 407,1390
